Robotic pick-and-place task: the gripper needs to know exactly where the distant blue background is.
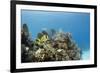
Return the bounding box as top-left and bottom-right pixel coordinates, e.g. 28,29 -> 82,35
21,10 -> 90,60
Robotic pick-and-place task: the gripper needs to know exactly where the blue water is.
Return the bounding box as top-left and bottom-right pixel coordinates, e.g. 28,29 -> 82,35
21,10 -> 90,60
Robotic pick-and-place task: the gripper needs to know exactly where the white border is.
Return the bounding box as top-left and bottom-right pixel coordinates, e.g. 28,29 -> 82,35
16,4 -> 94,69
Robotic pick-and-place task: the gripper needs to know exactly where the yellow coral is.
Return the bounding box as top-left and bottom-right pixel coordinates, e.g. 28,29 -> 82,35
41,35 -> 48,42
35,35 -> 49,45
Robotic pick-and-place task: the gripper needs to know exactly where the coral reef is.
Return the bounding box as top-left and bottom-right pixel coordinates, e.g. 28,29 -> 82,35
21,24 -> 81,63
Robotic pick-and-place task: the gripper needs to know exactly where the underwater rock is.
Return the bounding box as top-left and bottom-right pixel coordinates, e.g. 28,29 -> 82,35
22,24 -> 29,37
56,49 -> 70,61
21,44 -> 31,62
21,24 -> 81,62
21,24 -> 33,47
34,48 -> 55,62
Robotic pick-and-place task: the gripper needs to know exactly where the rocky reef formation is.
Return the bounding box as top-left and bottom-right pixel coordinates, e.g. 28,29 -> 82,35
21,24 -> 81,63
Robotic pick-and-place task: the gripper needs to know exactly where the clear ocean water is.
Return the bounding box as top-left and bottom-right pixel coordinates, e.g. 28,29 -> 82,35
21,10 -> 90,60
